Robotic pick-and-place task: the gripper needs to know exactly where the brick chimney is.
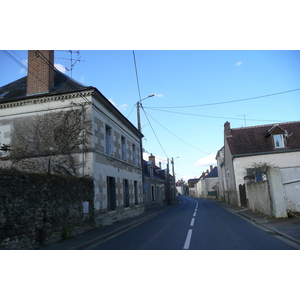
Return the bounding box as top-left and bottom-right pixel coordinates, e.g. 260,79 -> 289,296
26,50 -> 55,96
148,153 -> 156,166
224,121 -> 232,137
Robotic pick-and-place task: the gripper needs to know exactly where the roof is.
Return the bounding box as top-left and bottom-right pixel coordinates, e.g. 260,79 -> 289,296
205,166 -> 218,178
0,71 -> 143,139
0,72 -> 91,103
226,121 -> 300,156
143,160 -> 166,180
188,178 -> 199,187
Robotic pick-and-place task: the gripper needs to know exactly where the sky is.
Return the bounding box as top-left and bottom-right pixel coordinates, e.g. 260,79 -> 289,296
1,50 -> 300,182
1,1 -> 300,294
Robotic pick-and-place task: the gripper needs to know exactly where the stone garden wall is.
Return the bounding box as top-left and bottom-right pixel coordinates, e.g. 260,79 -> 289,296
0,169 -> 94,250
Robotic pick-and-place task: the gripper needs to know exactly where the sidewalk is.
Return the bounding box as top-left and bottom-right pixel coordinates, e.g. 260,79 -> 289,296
40,203 -> 180,250
210,199 -> 300,246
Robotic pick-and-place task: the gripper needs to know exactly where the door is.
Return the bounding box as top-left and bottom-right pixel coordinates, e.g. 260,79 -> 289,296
239,184 -> 247,207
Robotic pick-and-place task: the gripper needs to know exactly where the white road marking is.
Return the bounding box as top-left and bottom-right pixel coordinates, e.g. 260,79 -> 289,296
190,218 -> 195,226
193,212 -> 196,217
183,229 -> 193,250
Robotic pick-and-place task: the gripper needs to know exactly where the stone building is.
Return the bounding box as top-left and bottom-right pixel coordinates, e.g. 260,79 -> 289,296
0,50 -> 144,226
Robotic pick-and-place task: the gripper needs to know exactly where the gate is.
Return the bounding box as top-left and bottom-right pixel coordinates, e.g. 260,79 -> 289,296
239,184 -> 247,207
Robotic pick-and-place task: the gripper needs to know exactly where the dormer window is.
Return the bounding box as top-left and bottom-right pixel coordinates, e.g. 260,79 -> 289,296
273,134 -> 285,148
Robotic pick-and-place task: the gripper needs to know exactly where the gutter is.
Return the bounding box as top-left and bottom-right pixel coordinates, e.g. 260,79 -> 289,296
232,148 -> 300,158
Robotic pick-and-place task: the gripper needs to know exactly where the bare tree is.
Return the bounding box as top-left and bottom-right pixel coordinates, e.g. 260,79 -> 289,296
5,105 -> 92,176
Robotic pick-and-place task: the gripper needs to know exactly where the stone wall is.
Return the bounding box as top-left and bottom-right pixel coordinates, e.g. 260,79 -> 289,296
0,169 -> 94,250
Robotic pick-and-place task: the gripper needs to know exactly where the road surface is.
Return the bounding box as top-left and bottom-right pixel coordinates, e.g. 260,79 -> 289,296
88,196 -> 297,250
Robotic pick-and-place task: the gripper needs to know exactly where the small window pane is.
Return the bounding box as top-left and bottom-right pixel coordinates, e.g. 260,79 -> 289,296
273,134 -> 284,148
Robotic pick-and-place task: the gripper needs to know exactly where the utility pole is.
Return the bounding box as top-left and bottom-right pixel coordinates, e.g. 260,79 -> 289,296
166,158 -> 171,205
171,157 -> 178,203
136,94 -> 155,212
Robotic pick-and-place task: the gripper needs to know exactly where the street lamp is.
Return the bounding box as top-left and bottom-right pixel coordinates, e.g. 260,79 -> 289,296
137,94 -> 155,132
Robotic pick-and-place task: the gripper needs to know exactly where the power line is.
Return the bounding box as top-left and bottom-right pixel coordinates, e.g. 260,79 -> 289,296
35,51 -> 143,141
144,88 -> 300,109
140,104 -> 169,158
142,108 -> 211,155
145,107 -> 288,123
132,50 -> 142,101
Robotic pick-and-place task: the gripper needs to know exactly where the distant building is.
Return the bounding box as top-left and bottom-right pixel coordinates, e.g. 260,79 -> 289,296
194,166 -> 218,198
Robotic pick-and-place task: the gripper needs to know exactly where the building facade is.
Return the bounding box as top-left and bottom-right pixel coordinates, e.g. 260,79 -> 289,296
0,50 -> 144,226
219,121 -> 300,217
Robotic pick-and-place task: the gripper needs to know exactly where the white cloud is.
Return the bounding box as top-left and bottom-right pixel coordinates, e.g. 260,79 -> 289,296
54,63 -> 66,73
119,103 -> 128,112
143,152 -> 167,165
235,61 -> 242,66
156,93 -> 163,97
195,154 -> 216,167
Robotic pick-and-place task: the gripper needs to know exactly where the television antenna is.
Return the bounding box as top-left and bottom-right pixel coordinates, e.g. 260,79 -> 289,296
56,50 -> 85,78
237,113 -> 252,127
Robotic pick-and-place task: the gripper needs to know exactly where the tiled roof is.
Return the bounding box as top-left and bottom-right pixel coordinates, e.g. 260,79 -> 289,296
226,121 -> 300,156
205,166 -> 218,178
143,160 -> 166,179
0,72 -> 91,103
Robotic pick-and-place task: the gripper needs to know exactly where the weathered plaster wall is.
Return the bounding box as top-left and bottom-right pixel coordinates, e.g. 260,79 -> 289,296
246,181 -> 272,215
232,151 -> 300,206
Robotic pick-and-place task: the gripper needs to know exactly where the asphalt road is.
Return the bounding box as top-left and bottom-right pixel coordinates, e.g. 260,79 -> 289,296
88,196 -> 297,250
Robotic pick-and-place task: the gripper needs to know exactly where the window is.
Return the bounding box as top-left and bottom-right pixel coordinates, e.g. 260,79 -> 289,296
107,176 -> 116,210
132,144 -> 137,165
151,185 -> 155,202
134,181 -> 138,205
123,179 -> 130,207
106,125 -> 113,155
273,134 -> 284,148
121,136 -> 127,161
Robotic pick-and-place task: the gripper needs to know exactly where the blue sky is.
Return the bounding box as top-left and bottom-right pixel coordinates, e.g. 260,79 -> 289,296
1,50 -> 299,181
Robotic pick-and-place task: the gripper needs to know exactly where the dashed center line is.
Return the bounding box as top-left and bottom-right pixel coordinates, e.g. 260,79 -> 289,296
183,199 -> 199,250
183,229 -> 193,250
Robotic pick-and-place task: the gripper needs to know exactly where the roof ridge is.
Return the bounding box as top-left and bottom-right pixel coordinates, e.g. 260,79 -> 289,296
232,121 -> 300,130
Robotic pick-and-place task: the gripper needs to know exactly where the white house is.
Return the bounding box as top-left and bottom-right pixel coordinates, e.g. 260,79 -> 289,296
0,50 -> 144,226
219,121 -> 300,217
194,166 -> 218,198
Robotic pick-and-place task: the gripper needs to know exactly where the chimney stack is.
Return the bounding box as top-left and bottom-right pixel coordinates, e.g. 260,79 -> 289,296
149,153 -> 156,166
224,121 -> 232,137
210,165 -> 213,172
27,50 -> 55,96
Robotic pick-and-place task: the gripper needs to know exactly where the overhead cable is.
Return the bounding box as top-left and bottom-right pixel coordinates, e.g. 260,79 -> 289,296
144,88 -> 300,109
142,109 -> 211,155
145,107 -> 287,123
140,104 -> 169,158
